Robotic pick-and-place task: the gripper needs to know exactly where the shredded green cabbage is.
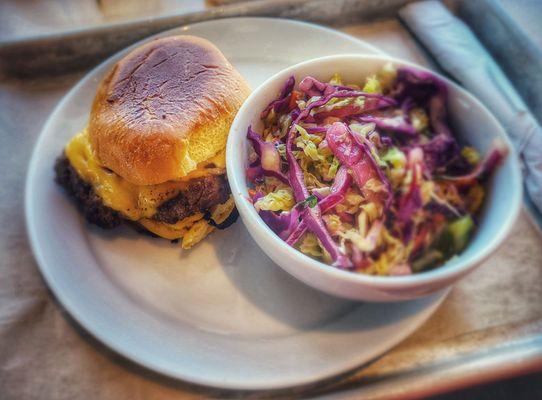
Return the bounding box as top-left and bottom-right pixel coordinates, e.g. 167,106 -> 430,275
381,147 -> 407,169
298,233 -> 324,257
362,75 -> 382,94
329,73 -> 343,86
350,123 -> 375,138
254,189 -> 295,212
410,108 -> 429,133
294,125 -> 323,161
323,214 -> 347,235
461,146 -> 481,166
376,62 -> 397,91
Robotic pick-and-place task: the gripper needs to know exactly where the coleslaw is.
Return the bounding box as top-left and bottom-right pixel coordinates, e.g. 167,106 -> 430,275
246,65 -> 507,275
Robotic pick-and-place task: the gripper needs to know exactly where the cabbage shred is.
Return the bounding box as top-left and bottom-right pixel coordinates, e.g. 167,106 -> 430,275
246,65 -> 507,275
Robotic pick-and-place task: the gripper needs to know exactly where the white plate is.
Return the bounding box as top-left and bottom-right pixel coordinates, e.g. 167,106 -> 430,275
25,17 -> 448,390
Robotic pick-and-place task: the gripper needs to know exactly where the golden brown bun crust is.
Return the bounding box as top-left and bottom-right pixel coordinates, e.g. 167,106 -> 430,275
88,35 -> 250,185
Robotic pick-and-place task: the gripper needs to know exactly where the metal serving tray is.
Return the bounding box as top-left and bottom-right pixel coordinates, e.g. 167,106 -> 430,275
1,0 -> 540,398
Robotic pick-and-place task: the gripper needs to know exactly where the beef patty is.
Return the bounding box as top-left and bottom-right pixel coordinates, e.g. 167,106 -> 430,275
55,155 -> 122,228
153,174 -> 229,224
55,154 -> 230,229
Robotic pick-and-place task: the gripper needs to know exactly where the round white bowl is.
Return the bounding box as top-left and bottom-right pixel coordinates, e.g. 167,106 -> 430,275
226,54 -> 522,302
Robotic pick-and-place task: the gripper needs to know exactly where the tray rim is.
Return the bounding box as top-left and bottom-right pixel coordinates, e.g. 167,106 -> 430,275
10,8 -> 542,397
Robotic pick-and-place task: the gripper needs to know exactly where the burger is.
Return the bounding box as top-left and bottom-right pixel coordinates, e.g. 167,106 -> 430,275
54,35 -> 251,248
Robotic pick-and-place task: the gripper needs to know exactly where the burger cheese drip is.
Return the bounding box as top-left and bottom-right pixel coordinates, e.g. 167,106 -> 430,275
65,129 -> 226,221
63,129 -> 235,248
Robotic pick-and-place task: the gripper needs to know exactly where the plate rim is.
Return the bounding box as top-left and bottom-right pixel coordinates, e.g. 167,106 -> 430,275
24,17 -> 447,390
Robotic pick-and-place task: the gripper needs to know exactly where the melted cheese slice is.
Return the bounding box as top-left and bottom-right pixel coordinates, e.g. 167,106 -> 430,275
138,196 -> 234,247
139,213 -> 207,240
65,130 -> 226,221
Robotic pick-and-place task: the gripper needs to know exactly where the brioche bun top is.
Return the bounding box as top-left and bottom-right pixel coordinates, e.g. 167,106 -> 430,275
88,35 -> 250,185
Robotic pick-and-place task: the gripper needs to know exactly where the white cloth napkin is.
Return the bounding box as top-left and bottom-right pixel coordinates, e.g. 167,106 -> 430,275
399,0 -> 542,219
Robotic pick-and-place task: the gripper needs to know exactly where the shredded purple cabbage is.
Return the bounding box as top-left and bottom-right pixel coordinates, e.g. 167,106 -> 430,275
270,82 -> 397,268
285,165 -> 352,246
441,142 -> 508,185
285,110 -> 353,268
319,166 -> 352,212
327,122 -> 392,208
305,126 -> 327,134
326,122 -> 363,165
299,76 -> 336,97
260,75 -> 295,119
357,114 -> 417,137
247,126 -> 289,183
260,207 -> 301,240
394,67 -> 452,138
421,133 -> 459,171
347,125 -> 393,208
397,148 -> 425,222
246,69 -> 507,275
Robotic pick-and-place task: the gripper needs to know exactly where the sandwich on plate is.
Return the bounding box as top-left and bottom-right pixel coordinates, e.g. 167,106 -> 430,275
55,35 -> 250,248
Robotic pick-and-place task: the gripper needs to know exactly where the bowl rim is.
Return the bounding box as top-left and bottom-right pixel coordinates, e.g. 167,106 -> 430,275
226,53 -> 523,289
